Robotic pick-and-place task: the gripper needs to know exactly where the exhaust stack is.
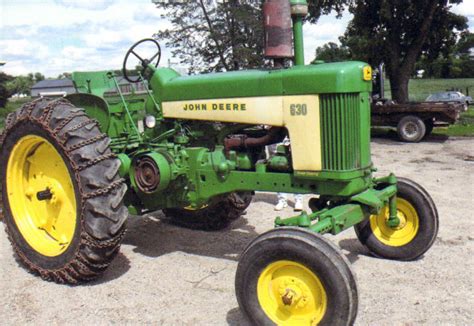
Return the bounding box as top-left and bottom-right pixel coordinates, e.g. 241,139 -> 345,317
263,0 -> 308,66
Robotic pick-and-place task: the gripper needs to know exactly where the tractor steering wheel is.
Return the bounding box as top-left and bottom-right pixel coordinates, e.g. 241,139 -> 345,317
122,38 -> 161,83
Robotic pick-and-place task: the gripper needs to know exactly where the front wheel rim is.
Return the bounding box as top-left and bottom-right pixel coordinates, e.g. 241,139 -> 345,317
257,260 -> 327,325
370,198 -> 419,247
6,135 -> 77,257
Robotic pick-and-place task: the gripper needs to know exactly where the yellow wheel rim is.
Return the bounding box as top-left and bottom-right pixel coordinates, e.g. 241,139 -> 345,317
257,260 -> 327,325
370,198 -> 419,247
6,135 -> 77,257
184,204 -> 208,211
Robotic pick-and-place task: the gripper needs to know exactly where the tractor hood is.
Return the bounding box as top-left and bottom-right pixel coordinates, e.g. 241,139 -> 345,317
150,61 -> 372,102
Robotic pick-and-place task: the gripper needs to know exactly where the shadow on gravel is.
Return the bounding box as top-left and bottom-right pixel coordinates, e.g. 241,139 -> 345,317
226,307 -> 250,326
423,134 -> 451,143
371,130 -> 450,145
252,192 -> 276,205
122,211 -> 259,262
338,238 -> 371,264
89,252 -> 131,285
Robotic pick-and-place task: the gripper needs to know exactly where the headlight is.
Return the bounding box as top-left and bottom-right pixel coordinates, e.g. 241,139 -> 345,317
144,115 -> 156,129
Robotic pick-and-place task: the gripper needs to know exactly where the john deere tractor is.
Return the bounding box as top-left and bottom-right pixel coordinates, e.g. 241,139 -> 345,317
0,0 -> 438,324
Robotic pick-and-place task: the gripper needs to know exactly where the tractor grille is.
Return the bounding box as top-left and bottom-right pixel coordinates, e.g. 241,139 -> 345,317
320,93 -> 361,171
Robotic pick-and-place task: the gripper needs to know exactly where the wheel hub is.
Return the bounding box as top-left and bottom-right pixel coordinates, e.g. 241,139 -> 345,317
405,122 -> 418,136
257,260 -> 327,325
36,188 -> 53,201
278,277 -> 310,309
391,210 -> 408,230
370,198 -> 419,247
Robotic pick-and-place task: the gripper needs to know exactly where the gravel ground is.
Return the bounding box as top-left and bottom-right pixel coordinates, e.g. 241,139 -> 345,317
1,135 -> 473,325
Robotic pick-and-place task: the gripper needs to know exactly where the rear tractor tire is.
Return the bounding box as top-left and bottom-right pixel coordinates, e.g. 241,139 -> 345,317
397,115 -> 426,142
355,177 -> 438,261
0,98 -> 128,283
163,191 -> 253,231
236,228 -> 358,326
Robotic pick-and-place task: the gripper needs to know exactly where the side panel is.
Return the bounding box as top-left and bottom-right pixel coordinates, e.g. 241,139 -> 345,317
162,95 -> 322,171
283,96 -> 321,171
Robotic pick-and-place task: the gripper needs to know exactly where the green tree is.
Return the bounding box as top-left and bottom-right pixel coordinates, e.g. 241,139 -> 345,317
154,1 -> 263,73
5,72 -> 46,97
414,31 -> 473,78
57,72 -> 72,79
452,31 -> 474,78
312,42 -> 351,63
341,0 -> 468,103
154,0 -> 346,74
306,0 -> 346,23
7,76 -> 34,96
456,31 -> 474,53
0,72 -> 14,108
34,72 -> 45,82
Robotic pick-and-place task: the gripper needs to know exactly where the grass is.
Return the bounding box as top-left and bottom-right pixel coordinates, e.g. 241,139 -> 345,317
432,107 -> 474,137
384,78 -> 474,102
0,97 -> 31,131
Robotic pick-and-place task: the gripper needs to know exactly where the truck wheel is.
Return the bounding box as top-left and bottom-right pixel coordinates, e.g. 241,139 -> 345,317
0,99 -> 128,283
397,115 -> 426,142
163,191 -> 253,231
355,178 -> 438,261
236,228 -> 358,326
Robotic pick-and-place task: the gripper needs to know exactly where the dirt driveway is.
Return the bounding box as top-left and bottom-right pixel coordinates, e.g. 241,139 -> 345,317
1,135 -> 473,325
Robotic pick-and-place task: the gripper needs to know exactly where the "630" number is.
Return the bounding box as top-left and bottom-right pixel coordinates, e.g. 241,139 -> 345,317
290,104 -> 307,116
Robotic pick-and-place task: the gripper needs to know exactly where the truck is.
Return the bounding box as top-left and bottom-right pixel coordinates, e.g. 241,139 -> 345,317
0,1 -> 438,325
371,63 -> 464,142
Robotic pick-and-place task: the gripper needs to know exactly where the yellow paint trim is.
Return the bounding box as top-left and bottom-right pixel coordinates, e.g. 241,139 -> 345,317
6,135 -> 77,257
162,95 -> 322,171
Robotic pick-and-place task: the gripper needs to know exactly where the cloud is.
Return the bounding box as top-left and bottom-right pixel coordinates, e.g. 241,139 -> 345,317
451,2 -> 474,30
451,2 -> 474,18
303,10 -> 352,63
82,28 -> 128,49
53,0 -> 114,10
0,0 -> 169,77
0,39 -> 50,60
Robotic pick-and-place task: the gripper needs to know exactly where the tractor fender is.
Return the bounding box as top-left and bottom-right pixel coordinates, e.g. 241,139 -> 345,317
66,93 -> 110,133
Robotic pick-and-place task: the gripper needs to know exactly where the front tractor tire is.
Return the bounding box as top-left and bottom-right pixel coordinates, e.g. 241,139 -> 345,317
0,99 -> 128,283
236,228 -> 358,326
163,191 -> 253,231
355,177 -> 438,261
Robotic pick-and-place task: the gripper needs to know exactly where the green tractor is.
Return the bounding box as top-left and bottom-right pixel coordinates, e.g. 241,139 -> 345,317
0,0 -> 438,324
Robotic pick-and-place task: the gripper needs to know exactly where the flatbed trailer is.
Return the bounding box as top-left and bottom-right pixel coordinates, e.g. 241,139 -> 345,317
370,63 -> 464,142
371,101 -> 463,142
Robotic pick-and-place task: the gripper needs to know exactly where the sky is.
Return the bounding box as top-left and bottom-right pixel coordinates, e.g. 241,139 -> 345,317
0,0 -> 473,78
